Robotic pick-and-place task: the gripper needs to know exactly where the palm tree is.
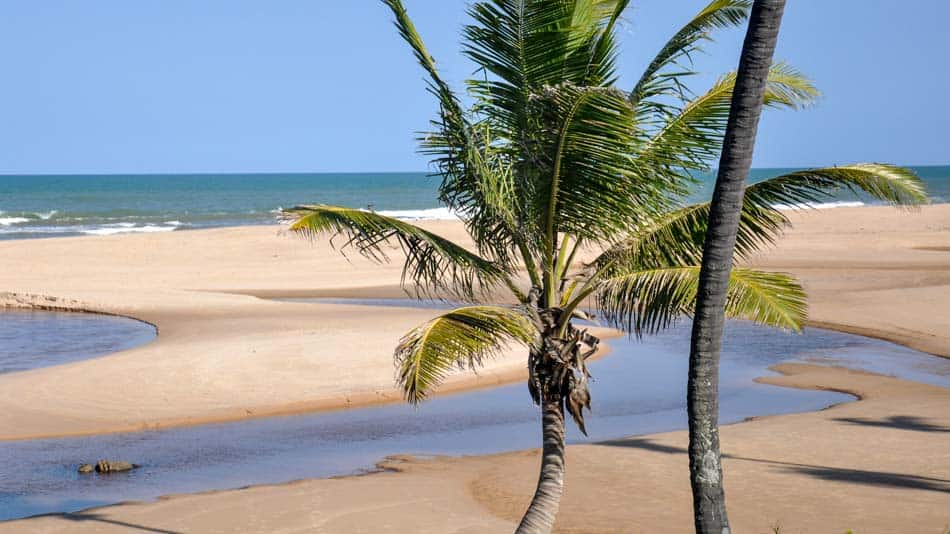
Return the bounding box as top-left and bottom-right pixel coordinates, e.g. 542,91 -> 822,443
688,1 -> 787,532
285,1 -> 927,531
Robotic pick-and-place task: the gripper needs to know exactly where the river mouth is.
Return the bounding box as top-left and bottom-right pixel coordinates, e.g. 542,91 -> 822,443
0,300 -> 946,521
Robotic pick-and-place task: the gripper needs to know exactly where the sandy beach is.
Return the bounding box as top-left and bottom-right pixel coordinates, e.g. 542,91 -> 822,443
0,220 -> 540,440
1,204 -> 948,531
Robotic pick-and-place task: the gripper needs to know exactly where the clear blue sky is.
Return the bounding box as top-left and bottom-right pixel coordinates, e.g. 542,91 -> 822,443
1,1 -> 946,174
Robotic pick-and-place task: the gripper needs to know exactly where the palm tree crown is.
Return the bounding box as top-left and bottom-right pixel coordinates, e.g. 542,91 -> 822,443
285,1 -> 926,530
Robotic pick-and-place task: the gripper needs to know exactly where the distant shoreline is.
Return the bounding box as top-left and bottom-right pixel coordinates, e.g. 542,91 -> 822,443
1,166 -> 947,240
1,197 -> 947,241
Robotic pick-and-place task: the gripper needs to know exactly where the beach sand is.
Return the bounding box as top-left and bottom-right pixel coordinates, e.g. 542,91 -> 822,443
0,204 -> 948,531
0,220 -> 537,440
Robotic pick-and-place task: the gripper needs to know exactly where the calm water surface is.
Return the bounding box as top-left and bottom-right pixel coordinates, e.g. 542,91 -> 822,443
0,305 -> 946,521
0,310 -> 155,374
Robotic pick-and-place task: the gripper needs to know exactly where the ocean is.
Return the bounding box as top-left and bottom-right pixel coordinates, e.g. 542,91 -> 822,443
1,166 -> 947,240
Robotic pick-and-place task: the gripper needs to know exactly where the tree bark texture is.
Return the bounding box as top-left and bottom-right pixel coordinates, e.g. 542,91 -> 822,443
687,1 -> 787,533
515,392 -> 567,534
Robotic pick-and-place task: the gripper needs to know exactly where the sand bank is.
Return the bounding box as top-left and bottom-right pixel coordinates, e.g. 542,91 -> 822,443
748,204 -> 950,358
0,222 -> 533,440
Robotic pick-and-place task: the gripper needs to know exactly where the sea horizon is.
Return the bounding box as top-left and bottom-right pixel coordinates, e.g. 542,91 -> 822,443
1,164 -> 947,240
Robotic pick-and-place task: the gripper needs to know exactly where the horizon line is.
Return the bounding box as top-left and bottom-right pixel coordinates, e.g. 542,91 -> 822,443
2,163 -> 948,178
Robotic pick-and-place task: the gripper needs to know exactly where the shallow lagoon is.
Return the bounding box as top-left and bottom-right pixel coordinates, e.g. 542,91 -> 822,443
0,304 -> 946,521
0,309 -> 155,374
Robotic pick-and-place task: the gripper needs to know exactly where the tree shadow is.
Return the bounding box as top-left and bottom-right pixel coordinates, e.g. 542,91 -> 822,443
832,415 -> 950,433
37,511 -> 183,533
782,464 -> 949,493
598,437 -> 684,455
596,437 -> 950,494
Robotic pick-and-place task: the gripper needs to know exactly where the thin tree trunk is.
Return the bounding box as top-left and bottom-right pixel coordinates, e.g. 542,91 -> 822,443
516,393 -> 566,533
687,1 -> 786,533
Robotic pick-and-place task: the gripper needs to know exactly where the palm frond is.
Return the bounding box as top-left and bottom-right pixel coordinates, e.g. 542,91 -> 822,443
745,163 -> 929,209
631,0 -> 751,109
464,0 -> 622,120
534,83 -> 670,248
461,0 -> 633,258
395,305 -> 538,403
285,205 -> 509,300
585,0 -> 630,85
383,0 -> 522,266
593,200 -> 785,271
637,62 -> 818,175
596,266 -> 806,335
722,268 -> 806,331
591,163 -> 926,278
382,0 -> 465,123
383,0 -> 546,275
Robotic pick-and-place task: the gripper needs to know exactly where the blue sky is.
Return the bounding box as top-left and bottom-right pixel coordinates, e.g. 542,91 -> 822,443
1,1 -> 946,174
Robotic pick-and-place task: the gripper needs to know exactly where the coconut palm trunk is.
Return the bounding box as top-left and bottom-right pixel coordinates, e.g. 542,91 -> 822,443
516,385 -> 566,533
515,303 -> 598,533
688,1 -> 787,532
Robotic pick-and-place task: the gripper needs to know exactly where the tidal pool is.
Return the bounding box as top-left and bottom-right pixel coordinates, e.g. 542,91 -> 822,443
0,309 -> 156,374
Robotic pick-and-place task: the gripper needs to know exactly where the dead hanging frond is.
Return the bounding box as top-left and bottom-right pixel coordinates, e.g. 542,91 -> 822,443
527,308 -> 600,435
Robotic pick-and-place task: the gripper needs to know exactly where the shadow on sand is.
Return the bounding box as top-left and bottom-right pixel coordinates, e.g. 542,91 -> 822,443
25,512 -> 183,534
597,436 -> 950,494
832,415 -> 950,433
